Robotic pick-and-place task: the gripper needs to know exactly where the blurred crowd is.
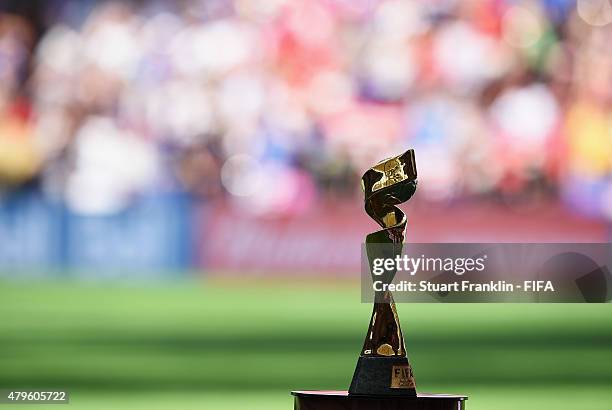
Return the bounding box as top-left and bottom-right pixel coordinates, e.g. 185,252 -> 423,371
0,0 -> 611,217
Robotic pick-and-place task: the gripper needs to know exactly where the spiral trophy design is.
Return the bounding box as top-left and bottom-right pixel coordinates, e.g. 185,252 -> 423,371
349,149 -> 418,396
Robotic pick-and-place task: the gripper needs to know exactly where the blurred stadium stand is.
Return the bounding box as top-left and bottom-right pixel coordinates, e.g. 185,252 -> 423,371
0,0 -> 610,275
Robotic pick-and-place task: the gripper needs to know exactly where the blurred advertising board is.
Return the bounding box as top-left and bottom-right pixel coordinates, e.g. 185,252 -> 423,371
198,203 -> 367,275
0,191 -> 192,278
64,193 -> 193,278
0,190 -> 63,276
197,202 -> 609,276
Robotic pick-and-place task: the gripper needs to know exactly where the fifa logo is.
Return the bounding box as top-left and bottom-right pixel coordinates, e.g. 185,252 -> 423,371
391,365 -> 415,389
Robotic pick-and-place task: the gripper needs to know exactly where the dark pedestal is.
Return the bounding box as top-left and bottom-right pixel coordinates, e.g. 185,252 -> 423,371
292,391 -> 467,410
349,356 -> 417,396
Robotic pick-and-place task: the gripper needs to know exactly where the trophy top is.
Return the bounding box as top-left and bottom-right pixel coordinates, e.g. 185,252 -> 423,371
361,150 -> 417,197
361,149 -> 417,230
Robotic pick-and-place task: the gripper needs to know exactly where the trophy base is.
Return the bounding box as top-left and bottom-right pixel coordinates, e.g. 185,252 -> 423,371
292,391 -> 467,410
349,356 -> 416,396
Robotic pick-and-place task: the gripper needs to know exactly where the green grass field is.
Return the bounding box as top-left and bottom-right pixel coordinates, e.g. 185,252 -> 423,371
0,279 -> 611,409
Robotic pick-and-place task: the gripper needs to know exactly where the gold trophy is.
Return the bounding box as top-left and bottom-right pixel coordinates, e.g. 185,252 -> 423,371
292,149 -> 468,409
349,149 -> 418,395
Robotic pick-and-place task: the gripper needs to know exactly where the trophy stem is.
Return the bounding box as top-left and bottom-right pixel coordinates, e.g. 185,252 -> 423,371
361,292 -> 405,357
